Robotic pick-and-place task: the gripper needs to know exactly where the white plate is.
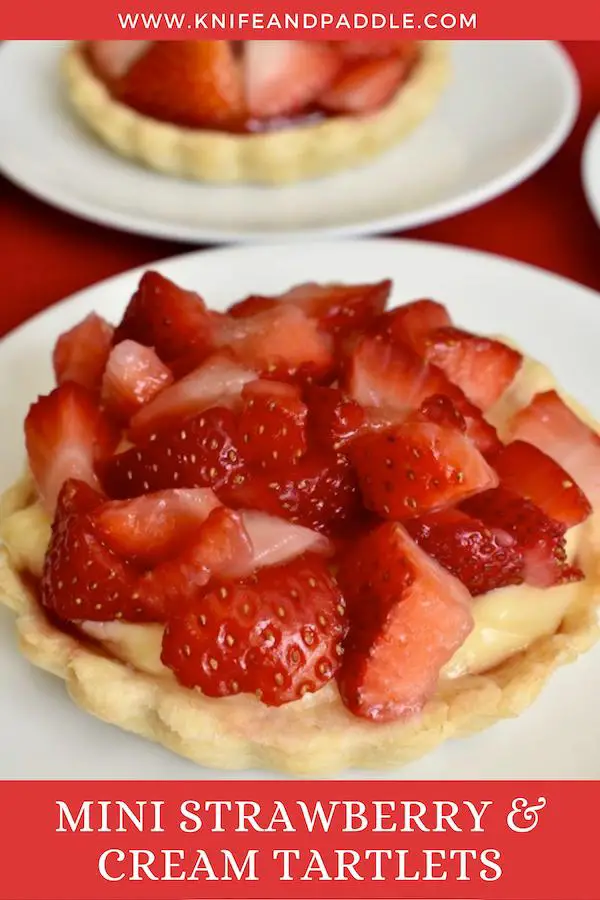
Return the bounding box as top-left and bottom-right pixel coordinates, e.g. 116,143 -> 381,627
583,114 -> 600,227
2,238 -> 600,779
0,41 -> 579,244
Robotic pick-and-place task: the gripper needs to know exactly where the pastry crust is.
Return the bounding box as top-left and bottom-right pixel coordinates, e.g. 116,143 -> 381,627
61,42 -> 451,185
2,359 -> 600,774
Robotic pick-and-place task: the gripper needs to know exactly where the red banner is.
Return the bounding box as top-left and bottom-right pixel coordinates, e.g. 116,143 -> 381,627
0,781 -> 596,900
1,0 -> 599,39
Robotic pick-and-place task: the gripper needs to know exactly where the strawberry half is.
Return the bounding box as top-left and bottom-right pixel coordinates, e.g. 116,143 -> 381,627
319,55 -> 409,114
350,419 -> 498,520
508,391 -> 600,507
25,382 -> 118,513
102,406 -> 244,499
238,380 -> 308,467
101,340 -> 174,423
161,553 -> 347,706
462,487 -> 581,588
337,522 -> 473,722
41,480 -> 165,623
491,440 -> 591,527
421,327 -> 522,411
406,508 -> 524,596
114,272 -> 216,376
53,312 -> 114,394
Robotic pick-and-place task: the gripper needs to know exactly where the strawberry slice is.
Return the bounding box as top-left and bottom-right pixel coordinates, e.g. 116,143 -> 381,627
228,295 -> 279,318
373,299 -> 452,351
244,40 -> 340,119
161,554 -> 347,706
226,451 -> 360,534
41,479 -> 165,623
491,440 -> 591,527
406,508 -> 524,596
462,487 -> 582,588
118,40 -> 245,128
101,340 -> 174,422
421,327 -> 522,411
239,380 -> 308,467
305,385 -> 368,451
319,56 -> 409,114
102,406 -> 244,499
53,313 -> 114,393
417,394 -> 467,433
25,383 -> 118,513
508,391 -> 600,507
129,352 -> 255,440
350,419 -> 498,520
337,522 -> 473,722
214,304 -> 334,384
114,272 -> 217,376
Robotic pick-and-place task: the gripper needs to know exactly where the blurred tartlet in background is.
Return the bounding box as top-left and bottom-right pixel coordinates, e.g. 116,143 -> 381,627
62,39 -> 450,185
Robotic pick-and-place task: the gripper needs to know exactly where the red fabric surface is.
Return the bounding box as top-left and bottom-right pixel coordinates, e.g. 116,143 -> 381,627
0,41 -> 598,341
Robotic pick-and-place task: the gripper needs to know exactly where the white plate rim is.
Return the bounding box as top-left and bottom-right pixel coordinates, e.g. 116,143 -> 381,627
582,113 -> 600,228
0,40 -> 581,245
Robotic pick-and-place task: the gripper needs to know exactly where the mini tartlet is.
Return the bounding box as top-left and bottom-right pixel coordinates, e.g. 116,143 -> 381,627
1,274 -> 599,774
62,40 -> 450,184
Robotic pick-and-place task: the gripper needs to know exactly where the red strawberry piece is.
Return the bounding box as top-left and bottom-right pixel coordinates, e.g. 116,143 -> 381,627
508,390 -> 600,507
462,487 -> 582,588
53,312 -> 114,393
491,440 -> 591,528
88,41 -> 149,81
226,450 -> 360,534
25,382 -> 118,514
449,390 -> 502,457
118,40 -> 245,128
350,419 -> 498,520
101,340 -> 173,423
417,394 -> 467,432
337,522 -> 473,722
305,385 -> 368,451
129,352 -> 255,440
228,295 -> 279,318
92,488 -> 221,565
405,508 -> 524,596
214,304 -> 334,384
239,380 -> 308,467
373,299 -> 452,351
421,327 -> 522,411
336,40 -> 421,63
102,406 -> 244,499
114,272 -> 217,376
319,56 -> 409,115
244,40 -> 341,119
41,479 -> 165,623
161,554 -> 347,706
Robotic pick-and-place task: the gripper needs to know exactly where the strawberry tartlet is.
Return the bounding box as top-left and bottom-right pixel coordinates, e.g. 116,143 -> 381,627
1,274 -> 599,773
61,40 -> 449,184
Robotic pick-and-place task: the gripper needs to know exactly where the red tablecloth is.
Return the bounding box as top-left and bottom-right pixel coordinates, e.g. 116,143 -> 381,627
1,41 -> 599,341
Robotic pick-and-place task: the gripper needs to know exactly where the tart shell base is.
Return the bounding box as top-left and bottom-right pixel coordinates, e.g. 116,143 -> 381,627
61,43 -> 451,185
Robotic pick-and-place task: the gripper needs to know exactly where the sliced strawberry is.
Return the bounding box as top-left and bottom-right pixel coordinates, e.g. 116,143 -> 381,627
491,440 -> 591,527
240,510 -> 332,570
102,406 -> 244,499
305,385 -> 368,451
161,554 -> 347,706
228,295 -> 279,318
25,383 -> 118,514
129,352 -> 255,440
319,56 -> 409,115
114,272 -> 216,376
226,451 -> 360,534
417,394 -> 467,432
53,312 -> 114,393
373,299 -> 452,351
462,487 -> 581,588
350,419 -> 498,520
239,380 -> 308,467
41,479 -> 165,623
508,391 -> 600,507
88,41 -> 149,80
101,340 -> 173,422
92,488 -> 221,565
421,327 -> 522,411
214,304 -> 334,383
118,40 -> 245,128
405,508 -> 524,596
244,40 -> 340,119
337,522 -> 473,722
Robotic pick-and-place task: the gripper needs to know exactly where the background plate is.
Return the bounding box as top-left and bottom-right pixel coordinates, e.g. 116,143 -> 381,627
583,114 -> 600,227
